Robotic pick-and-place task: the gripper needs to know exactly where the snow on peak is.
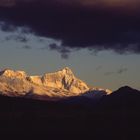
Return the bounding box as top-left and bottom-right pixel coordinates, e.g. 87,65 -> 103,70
61,67 -> 73,75
0,67 -> 111,100
0,69 -> 27,79
42,67 -> 89,94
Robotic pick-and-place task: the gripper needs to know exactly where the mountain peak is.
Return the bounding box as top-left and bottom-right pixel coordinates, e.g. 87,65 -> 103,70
110,86 -> 140,98
62,67 -> 72,71
0,69 -> 27,78
117,86 -> 136,93
61,67 -> 74,75
41,67 -> 89,94
0,67 -> 111,100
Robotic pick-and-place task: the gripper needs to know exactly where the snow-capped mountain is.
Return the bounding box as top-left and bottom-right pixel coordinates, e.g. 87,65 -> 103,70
0,67 -> 111,100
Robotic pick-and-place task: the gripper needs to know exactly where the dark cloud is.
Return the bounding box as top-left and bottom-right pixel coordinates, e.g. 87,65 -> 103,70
104,71 -> 114,76
0,0 -> 140,55
5,34 -> 29,42
22,45 -> 32,49
49,43 -> 71,59
104,67 -> 128,76
95,66 -> 102,71
117,67 -> 128,74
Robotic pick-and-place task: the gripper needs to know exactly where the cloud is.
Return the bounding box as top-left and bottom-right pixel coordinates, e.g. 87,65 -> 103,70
0,0 -> 140,56
5,34 -> 29,43
104,71 -> 114,76
104,67 -> 128,76
49,43 -> 71,59
117,67 -> 128,74
95,66 -> 102,71
22,45 -> 32,50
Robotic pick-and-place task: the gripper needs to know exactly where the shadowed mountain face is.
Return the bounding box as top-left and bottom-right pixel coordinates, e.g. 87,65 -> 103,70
98,86 -> 140,117
101,86 -> 140,107
0,85 -> 139,140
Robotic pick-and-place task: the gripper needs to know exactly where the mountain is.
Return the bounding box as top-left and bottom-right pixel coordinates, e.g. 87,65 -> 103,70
28,67 -> 89,93
0,68 -> 139,139
0,85 -> 139,139
0,67 -> 111,100
100,86 -> 140,110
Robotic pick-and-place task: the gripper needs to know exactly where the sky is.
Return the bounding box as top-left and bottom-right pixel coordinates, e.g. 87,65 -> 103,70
0,0 -> 140,91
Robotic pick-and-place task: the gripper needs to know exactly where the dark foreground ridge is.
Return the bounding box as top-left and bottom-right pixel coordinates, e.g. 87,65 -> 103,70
0,86 -> 140,139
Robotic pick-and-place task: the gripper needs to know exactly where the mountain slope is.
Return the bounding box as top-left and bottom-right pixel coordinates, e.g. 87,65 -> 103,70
0,86 -> 139,139
27,67 -> 89,93
100,86 -> 140,110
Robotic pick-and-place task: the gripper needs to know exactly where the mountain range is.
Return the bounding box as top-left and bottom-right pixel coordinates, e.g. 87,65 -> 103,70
0,67 -> 111,100
0,67 -> 139,139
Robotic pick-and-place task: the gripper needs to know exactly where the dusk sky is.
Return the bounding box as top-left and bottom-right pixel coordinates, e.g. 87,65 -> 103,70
0,0 -> 140,91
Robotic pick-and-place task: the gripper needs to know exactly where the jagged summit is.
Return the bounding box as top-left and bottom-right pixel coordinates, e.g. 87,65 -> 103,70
61,67 -> 73,74
41,67 -> 89,93
43,67 -> 74,78
0,69 -> 27,78
0,67 -> 111,100
27,67 -> 88,94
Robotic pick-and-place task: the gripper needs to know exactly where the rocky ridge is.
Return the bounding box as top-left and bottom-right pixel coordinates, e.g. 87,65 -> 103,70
0,67 -> 111,100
